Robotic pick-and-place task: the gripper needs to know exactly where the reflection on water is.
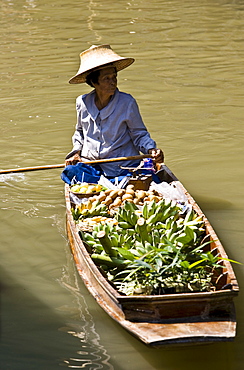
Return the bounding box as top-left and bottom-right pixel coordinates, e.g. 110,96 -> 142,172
59,259 -> 114,369
0,0 -> 244,369
87,0 -> 102,44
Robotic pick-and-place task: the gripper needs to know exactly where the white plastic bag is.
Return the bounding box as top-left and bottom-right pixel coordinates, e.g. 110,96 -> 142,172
169,181 -> 188,203
98,175 -> 118,190
98,175 -> 130,189
149,181 -> 188,204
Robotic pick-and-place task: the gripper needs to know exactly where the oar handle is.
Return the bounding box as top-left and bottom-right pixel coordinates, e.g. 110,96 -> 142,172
0,154 -> 152,174
0,163 -> 65,174
81,154 -> 152,165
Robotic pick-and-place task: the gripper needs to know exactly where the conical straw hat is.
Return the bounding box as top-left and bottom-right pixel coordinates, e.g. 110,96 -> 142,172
69,44 -> 135,84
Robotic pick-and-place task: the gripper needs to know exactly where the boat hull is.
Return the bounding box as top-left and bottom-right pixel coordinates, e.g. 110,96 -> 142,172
65,164 -> 238,346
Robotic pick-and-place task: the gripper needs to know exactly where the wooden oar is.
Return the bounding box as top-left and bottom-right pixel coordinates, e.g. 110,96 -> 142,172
0,154 -> 152,174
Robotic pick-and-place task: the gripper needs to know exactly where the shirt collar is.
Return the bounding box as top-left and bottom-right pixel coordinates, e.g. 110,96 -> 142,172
83,88 -> 120,121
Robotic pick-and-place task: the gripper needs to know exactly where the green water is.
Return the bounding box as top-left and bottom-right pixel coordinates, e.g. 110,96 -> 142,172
0,0 -> 243,369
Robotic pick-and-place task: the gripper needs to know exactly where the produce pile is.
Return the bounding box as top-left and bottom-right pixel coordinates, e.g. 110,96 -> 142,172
71,184 -> 221,296
70,182 -> 105,194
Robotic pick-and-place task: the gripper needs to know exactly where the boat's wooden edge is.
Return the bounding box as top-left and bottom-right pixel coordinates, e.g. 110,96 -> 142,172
117,288 -> 238,303
125,318 -> 237,347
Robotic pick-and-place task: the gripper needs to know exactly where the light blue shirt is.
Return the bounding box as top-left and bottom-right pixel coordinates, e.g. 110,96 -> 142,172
67,88 -> 156,177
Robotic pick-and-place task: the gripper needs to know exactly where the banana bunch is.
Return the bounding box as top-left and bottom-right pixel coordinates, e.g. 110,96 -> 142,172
111,199 -> 183,246
92,222 -> 120,249
183,209 -> 204,228
141,200 -> 157,219
83,215 -> 140,258
91,254 -> 129,269
82,223 -> 118,255
158,209 -> 205,246
114,227 -> 135,249
177,208 -> 205,238
135,217 -> 152,245
73,200 -> 109,220
142,199 -> 181,226
79,231 -> 104,254
80,196 -> 206,257
93,221 -> 115,235
115,200 -> 139,229
77,216 -> 118,232
161,216 -> 181,243
82,230 -> 128,268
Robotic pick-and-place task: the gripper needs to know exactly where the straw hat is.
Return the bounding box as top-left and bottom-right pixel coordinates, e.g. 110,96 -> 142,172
69,44 -> 135,84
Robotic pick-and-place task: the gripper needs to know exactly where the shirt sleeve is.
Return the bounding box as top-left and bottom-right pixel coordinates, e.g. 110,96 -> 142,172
126,98 -> 156,153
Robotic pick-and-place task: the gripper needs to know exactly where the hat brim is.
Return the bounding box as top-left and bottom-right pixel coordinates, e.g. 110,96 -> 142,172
69,57 -> 135,84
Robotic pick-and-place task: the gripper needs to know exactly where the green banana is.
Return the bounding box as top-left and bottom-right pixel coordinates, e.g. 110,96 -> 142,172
121,208 -> 129,222
118,221 -> 132,229
126,228 -> 135,236
146,208 -> 163,225
155,199 -> 168,213
124,200 -> 138,213
151,229 -> 161,247
83,233 -> 96,242
115,209 -> 123,222
155,222 -> 166,230
127,210 -> 138,227
146,223 -> 154,233
136,217 -> 152,244
167,229 -> 181,243
147,200 -> 157,218
142,203 -> 149,219
123,235 -> 134,249
117,233 -> 125,245
91,254 -> 128,268
110,234 -> 119,248
184,208 -> 194,223
158,207 -> 173,222
97,230 -> 117,257
92,243 -> 104,252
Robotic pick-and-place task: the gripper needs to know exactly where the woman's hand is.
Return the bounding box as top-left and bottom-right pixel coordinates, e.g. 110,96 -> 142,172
148,148 -> 164,163
65,152 -> 82,166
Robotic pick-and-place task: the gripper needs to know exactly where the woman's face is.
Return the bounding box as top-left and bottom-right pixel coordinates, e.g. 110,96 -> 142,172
93,67 -> 117,97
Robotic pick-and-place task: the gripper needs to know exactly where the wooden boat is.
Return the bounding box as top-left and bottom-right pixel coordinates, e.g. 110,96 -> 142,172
65,163 -> 239,346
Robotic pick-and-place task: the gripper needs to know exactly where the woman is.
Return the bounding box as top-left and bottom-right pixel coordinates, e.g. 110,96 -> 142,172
65,44 -> 164,178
